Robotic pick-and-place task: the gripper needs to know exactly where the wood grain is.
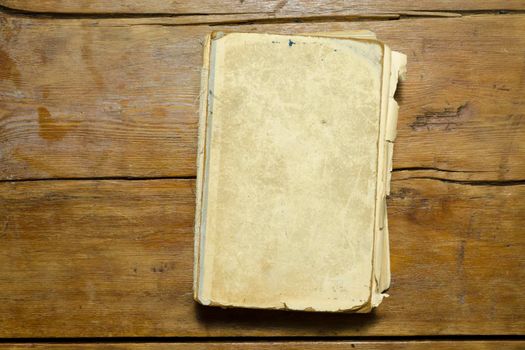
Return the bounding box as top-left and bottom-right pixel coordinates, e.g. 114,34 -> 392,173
0,178 -> 523,337
1,4 -> 524,341
1,0 -> 524,15
3,342 -> 525,350
1,14 -> 524,181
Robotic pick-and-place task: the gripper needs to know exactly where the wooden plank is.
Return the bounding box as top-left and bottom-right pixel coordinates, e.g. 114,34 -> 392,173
1,0 -> 524,15
0,178 -> 523,337
0,14 -> 199,179
2,342 -> 525,350
1,14 -> 524,181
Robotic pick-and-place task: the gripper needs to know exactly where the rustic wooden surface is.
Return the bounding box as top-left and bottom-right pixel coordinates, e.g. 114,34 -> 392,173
1,14 -> 524,180
1,179 -> 523,337
0,0 -> 524,347
1,0 -> 525,14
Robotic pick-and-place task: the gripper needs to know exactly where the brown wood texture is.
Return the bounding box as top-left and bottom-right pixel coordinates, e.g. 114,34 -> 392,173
1,0 -> 525,14
0,178 -> 523,337
1,3 -> 524,341
3,342 -> 525,350
1,14 -> 524,181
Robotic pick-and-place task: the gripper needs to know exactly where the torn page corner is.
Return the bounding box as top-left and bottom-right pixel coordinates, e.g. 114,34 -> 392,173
392,50 -> 408,81
371,291 -> 389,308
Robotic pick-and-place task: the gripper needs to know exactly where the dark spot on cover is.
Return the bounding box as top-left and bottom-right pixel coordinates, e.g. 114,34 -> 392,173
288,39 -> 295,47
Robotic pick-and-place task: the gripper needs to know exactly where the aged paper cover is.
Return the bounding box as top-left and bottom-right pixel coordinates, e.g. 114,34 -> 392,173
194,32 -> 406,312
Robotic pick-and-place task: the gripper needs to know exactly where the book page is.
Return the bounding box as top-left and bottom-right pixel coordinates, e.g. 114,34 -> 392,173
198,33 -> 384,312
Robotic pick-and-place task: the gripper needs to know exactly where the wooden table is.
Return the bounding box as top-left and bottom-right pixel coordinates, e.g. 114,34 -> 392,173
1,1 -> 524,349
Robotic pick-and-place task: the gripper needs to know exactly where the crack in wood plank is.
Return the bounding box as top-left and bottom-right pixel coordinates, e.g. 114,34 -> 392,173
0,176 -> 197,183
392,176 -> 525,187
392,167 -> 495,173
1,173 -> 524,187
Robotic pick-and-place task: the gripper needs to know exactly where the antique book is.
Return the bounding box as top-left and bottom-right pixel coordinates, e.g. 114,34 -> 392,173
194,31 -> 406,312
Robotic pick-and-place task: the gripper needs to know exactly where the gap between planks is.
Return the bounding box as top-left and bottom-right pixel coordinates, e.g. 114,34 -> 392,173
1,169 -> 524,187
0,335 -> 524,343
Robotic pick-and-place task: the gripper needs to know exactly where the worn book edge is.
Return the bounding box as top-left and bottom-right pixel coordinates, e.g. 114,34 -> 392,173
370,45 -> 407,310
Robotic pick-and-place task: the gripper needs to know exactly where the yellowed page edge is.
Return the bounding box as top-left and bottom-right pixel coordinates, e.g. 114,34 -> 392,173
194,34 -> 212,301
